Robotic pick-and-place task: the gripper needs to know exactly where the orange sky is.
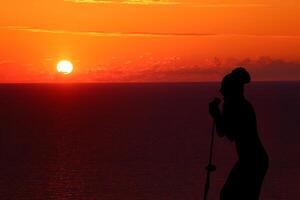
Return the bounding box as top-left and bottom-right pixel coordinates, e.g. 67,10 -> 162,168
1,0 -> 300,82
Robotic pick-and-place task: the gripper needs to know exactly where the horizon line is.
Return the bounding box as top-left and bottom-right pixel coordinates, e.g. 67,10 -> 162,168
0,80 -> 299,84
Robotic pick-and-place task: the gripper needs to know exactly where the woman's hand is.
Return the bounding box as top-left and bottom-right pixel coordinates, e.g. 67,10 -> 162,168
209,98 -> 221,119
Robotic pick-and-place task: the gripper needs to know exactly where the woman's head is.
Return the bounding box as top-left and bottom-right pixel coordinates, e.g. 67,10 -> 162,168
220,67 -> 251,100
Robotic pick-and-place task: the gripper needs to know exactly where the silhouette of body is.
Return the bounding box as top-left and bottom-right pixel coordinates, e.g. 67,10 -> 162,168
209,68 -> 269,200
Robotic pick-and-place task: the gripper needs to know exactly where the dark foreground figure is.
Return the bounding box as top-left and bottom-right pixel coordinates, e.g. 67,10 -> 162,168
209,68 -> 269,200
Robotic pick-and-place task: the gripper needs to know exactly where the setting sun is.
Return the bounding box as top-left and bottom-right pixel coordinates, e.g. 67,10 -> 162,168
57,60 -> 73,75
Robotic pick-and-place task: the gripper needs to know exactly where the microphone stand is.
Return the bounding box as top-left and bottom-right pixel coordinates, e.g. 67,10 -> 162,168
203,121 -> 217,200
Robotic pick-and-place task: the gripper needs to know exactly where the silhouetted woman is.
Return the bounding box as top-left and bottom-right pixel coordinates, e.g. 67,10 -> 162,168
209,67 -> 269,200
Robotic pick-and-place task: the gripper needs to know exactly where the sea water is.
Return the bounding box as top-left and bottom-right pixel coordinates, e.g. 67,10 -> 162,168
0,82 -> 298,200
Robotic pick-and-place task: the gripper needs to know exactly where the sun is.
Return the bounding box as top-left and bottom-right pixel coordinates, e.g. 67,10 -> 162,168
57,60 -> 73,75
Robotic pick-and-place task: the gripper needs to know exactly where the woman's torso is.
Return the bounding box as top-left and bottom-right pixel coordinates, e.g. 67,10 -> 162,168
223,98 -> 269,167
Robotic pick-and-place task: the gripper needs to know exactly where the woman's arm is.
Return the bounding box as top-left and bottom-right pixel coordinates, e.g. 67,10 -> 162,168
209,100 -> 236,141
209,98 -> 226,137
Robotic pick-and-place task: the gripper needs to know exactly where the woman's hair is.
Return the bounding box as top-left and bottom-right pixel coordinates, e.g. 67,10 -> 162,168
231,67 -> 251,85
221,67 -> 251,96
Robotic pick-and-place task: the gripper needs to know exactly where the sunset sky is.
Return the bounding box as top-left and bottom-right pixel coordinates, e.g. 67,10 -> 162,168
1,0 -> 300,82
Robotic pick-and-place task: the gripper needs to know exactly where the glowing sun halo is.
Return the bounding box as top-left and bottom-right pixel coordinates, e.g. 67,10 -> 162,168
57,60 -> 73,74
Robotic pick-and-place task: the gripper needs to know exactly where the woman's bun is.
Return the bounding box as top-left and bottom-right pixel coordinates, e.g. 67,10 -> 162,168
231,67 -> 251,84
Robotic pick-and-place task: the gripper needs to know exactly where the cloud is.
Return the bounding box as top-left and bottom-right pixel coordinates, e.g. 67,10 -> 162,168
121,0 -> 180,5
1,26 -> 215,37
194,57 -> 300,81
64,0 -> 269,7
237,57 -> 300,81
89,57 -> 300,82
194,3 -> 270,8
3,26 -> 300,38
64,0 -> 180,5
1,56 -> 299,82
64,0 -> 113,3
0,60 -> 15,65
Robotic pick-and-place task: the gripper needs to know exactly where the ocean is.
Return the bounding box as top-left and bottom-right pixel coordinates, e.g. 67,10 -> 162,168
0,82 -> 299,200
